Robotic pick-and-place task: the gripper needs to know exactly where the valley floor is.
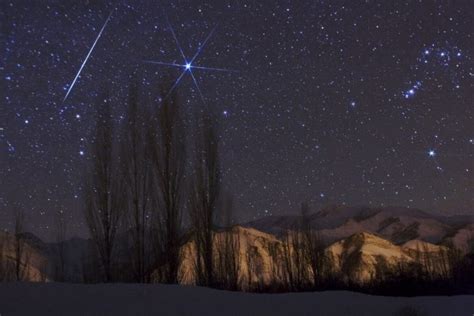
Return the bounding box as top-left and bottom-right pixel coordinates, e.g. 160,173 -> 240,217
0,283 -> 473,316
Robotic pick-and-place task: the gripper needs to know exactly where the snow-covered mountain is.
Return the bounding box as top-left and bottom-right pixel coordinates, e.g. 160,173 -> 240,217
326,232 -> 447,282
1,206 -> 472,286
176,227 -> 451,286
245,206 -> 474,250
177,226 -> 288,288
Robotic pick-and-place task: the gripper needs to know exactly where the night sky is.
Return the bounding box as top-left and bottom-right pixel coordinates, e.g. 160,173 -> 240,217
1,1 -> 473,238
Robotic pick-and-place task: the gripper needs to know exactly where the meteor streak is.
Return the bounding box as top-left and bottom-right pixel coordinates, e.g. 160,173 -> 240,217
63,10 -> 113,102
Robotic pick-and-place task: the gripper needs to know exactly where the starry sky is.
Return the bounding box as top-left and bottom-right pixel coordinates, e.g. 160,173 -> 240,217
1,1 -> 473,238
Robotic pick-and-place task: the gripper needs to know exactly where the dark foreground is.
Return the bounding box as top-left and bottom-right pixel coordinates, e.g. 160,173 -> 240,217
0,283 -> 473,316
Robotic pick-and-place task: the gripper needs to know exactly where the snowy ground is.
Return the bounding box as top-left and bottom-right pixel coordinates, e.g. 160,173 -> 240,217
0,283 -> 473,316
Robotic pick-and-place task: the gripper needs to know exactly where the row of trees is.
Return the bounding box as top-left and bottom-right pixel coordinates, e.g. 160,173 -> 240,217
281,202 -> 328,291
366,243 -> 474,296
83,81 -> 225,285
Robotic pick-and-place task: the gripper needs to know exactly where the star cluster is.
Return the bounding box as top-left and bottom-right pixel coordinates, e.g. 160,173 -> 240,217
402,44 -> 468,99
1,1 -> 473,237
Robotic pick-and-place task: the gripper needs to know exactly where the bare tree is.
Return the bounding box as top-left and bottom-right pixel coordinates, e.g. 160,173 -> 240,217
121,81 -> 152,283
281,203 -> 331,290
13,207 -> 27,281
53,211 -> 67,282
267,243 -> 287,290
245,245 -> 257,290
282,228 -> 308,290
189,110 -> 220,287
282,203 -> 320,291
300,203 -> 328,287
148,88 -> 186,284
215,195 -> 240,290
0,229 -> 8,281
84,97 -> 123,282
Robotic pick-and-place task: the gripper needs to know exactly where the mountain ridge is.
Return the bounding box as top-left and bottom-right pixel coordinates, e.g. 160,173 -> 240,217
1,206 -> 472,285
244,205 -> 474,249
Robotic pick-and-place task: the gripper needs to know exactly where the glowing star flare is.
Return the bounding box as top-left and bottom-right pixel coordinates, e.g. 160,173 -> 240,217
144,22 -> 236,103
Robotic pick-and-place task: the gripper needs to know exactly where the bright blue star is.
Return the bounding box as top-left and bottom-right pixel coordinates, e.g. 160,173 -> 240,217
427,149 -> 443,172
144,21 -> 236,103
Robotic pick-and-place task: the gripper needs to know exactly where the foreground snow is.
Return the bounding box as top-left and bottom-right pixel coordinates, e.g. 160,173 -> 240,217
0,283 -> 473,316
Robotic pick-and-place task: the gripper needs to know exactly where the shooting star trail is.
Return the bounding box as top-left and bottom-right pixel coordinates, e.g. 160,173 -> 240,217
63,10 -> 113,102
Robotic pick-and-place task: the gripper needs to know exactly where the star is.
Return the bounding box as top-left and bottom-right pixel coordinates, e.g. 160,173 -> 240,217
144,21 -> 236,103
403,81 -> 422,99
7,141 -> 15,153
428,150 -> 436,157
